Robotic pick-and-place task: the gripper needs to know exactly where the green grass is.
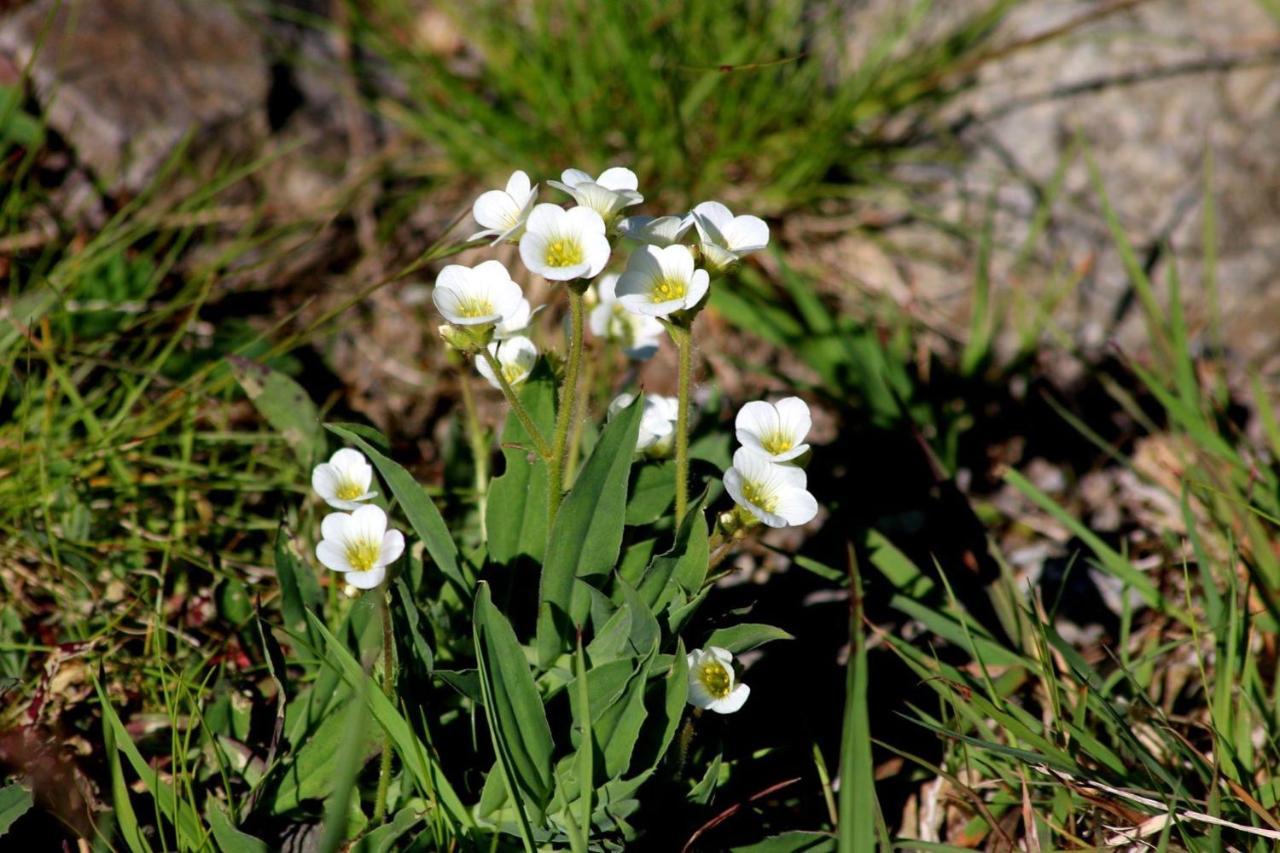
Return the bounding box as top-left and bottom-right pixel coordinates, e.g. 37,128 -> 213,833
6,1 -> 1280,850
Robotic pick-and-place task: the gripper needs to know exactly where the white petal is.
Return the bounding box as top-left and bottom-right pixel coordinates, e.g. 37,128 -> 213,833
380,529 -> 405,566
518,231 -> 552,277
774,488 -> 818,526
595,272 -> 620,303
316,540 -> 354,573
495,298 -> 532,338
618,292 -> 680,318
700,242 -> 739,270
608,393 -> 637,419
320,511 -> 350,543
709,646 -> 734,664
311,463 -> 339,500
581,231 -> 612,278
736,401 -> 779,444
571,182 -> 624,219
690,201 -> 732,242
684,269 -> 709,310
505,170 -> 532,199
722,466 -> 749,508
475,348 -> 500,389
709,683 -> 750,714
564,205 -> 607,235
596,166 -> 638,191
723,215 -> 769,253
655,244 -> 695,283
346,565 -> 387,589
559,168 -> 593,188
349,504 -> 388,543
587,303 -> 612,338
524,202 -> 566,235
472,189 -> 523,231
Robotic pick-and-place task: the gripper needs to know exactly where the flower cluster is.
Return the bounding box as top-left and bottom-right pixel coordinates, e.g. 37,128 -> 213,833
723,397 -> 818,529
310,448 -> 404,590
441,167 -> 770,380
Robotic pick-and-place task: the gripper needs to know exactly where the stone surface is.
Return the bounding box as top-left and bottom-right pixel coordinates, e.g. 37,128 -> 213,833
826,0 -> 1280,379
0,0 -> 269,191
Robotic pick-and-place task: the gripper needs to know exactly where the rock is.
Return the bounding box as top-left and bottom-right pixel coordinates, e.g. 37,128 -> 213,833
0,0 -> 269,191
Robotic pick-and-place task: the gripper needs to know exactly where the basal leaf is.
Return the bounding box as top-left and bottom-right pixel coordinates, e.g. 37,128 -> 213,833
705,623 -> 794,655
638,492 -> 709,613
273,523 -> 321,647
228,356 -> 324,465
486,360 -> 556,565
536,393 -> 643,667
474,583 -> 556,828
0,782 -> 33,838
625,461 -> 675,525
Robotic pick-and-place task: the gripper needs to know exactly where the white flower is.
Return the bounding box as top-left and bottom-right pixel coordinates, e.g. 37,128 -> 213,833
588,273 -> 664,359
548,167 -> 642,223
475,335 -> 537,390
494,296 -> 533,339
689,201 -> 769,271
723,447 -> 818,528
311,448 -> 378,510
519,204 -> 611,281
432,260 -> 525,326
469,170 -> 538,244
615,244 -> 709,318
735,397 -> 812,462
686,647 -> 749,714
609,392 -> 679,456
617,214 -> 691,247
315,504 -> 404,590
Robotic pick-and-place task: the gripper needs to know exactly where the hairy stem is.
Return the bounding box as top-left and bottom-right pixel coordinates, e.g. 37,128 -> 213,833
459,371 -> 489,540
373,588 -> 395,822
548,289 -> 586,530
480,347 -> 552,459
673,324 -> 693,524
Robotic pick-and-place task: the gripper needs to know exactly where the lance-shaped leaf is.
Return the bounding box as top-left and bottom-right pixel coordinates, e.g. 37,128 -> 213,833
474,583 -> 556,829
486,360 -> 557,565
637,492 -> 709,612
536,394 -> 643,667
228,356 -> 324,465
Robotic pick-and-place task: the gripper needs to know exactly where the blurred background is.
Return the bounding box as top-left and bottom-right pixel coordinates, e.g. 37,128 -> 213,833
4,0 -> 1280,848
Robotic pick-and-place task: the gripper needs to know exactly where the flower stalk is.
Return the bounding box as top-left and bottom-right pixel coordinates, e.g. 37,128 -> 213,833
373,586 -> 395,822
459,370 -> 489,539
548,287 -> 586,526
480,347 -> 552,459
672,322 -> 693,524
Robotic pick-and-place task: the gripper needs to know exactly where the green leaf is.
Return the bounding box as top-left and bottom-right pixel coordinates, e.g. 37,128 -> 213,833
273,524 -> 321,646
732,831 -> 836,852
839,549 -> 877,852
568,651 -> 656,782
326,424 -> 469,600
228,356 -> 324,465
95,679 -> 205,849
625,461 -> 675,525
0,783 -> 33,838
474,583 -> 556,830
306,611 -> 474,829
0,85 -> 44,148
638,493 -> 709,612
630,640 -> 688,776
705,623 -> 794,655
350,804 -> 424,852
536,393 -> 643,667
269,697 -> 377,813
208,804 -> 268,853
486,360 -> 556,565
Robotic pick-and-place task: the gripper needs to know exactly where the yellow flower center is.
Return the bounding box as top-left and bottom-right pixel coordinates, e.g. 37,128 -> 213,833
650,277 -> 686,303
501,364 -> 527,385
698,661 -> 732,699
336,480 -> 365,501
345,538 -> 381,572
741,480 -> 778,514
761,432 -> 793,455
545,238 -> 584,268
457,295 -> 495,318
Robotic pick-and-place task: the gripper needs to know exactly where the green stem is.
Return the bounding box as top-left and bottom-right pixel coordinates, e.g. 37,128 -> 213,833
673,324 -> 693,525
459,371 -> 489,540
548,289 -> 586,529
480,347 -> 552,459
373,588 -> 395,822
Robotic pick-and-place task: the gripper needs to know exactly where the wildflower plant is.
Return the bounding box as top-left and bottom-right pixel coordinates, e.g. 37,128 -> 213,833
285,165 -> 815,850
